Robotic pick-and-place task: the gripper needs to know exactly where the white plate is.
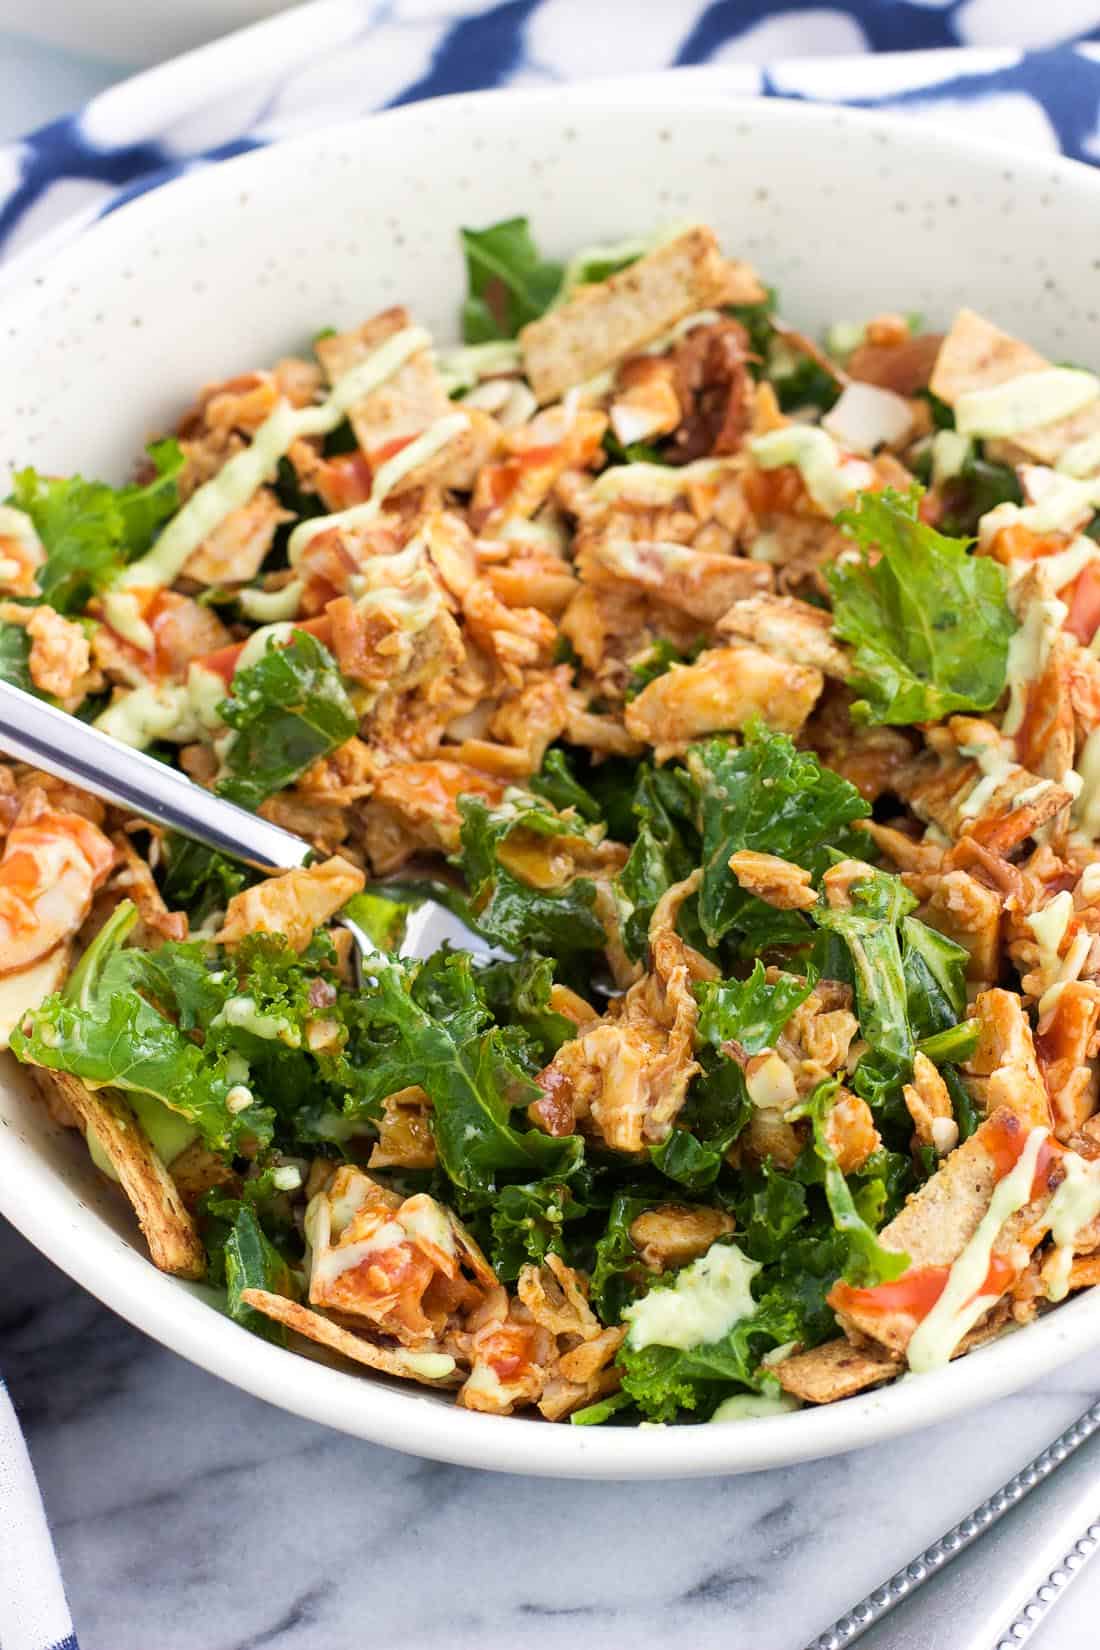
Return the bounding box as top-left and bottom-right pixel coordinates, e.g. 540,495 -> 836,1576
2,85 -> 1100,1478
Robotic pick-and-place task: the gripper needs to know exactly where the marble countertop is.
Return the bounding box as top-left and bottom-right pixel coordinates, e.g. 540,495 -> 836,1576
3,1211 -> 1097,1650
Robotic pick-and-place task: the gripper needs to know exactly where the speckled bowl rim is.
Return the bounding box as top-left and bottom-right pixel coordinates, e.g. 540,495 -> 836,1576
3,82 -> 1100,1478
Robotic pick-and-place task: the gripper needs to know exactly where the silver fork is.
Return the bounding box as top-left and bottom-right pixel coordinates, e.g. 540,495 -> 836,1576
0,676 -> 476,970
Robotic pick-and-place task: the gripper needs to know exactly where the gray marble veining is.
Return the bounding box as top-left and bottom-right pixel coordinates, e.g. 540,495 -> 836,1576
2,1215 -> 1097,1650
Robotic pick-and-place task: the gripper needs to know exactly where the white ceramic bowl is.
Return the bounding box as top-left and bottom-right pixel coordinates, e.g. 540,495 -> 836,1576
3,85 -> 1100,1478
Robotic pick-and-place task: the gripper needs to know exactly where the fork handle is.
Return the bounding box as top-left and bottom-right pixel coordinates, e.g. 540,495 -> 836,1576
806,1396 -> 1100,1650
0,679 -> 309,871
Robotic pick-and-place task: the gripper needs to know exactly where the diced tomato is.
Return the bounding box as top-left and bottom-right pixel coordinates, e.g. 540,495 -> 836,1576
980,1109 -> 1063,1197
829,1251 -> 1018,1329
369,433 -> 417,468
829,1266 -> 950,1325
1065,560 -> 1100,645
321,451 -> 373,510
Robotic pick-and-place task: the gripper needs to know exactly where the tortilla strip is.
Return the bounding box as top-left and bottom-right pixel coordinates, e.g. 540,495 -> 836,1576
520,227 -> 740,404
930,307 -> 1100,465
773,1338 -> 898,1404
32,1068 -> 205,1280
316,306 -> 496,491
832,1106 -> 1053,1354
240,1289 -> 460,1387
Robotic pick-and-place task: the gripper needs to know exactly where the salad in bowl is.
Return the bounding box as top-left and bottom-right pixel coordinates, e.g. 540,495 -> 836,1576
2,212 -> 1100,1430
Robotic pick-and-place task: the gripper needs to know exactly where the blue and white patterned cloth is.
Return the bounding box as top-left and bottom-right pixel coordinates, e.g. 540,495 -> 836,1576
0,1379 -> 76,1650
5,3 -> 1100,1645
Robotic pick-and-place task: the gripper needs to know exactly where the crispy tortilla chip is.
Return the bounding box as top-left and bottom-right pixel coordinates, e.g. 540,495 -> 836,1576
773,1338 -> 898,1404
169,1139 -> 240,1210
316,308 -> 497,491
239,1289 -> 460,1386
32,1068 -> 205,1280
832,1106 -> 1052,1354
520,228 -> 738,404
930,307 -> 1100,464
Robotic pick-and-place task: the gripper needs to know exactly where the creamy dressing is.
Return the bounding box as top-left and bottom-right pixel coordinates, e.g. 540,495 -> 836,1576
957,740 -> 1022,819
749,427 -> 875,516
554,221 -> 695,306
709,1392 -> 800,1423
1028,889 -> 1074,958
623,1240 -> 760,1352
327,1176 -> 370,1238
287,411 -> 468,561
462,377 -> 538,429
401,1350 -> 457,1380
0,504 -> 44,579
233,620 -> 297,676
1044,1152 -> 1100,1300
346,537 -> 445,635
212,994 -> 301,1046
238,580 -> 305,622
1027,890 -> 1074,1007
1037,928 -> 1093,1019
639,308 -> 724,357
980,472 -> 1100,544
1013,779 -> 1057,808
92,662 -> 226,762
103,325 -> 432,643
399,1194 -> 456,1256
931,430 -> 972,488
436,339 -> 523,396
1011,536 -> 1099,594
1059,431 -> 1100,478
1073,727 -> 1100,839
497,515 -> 568,552
589,456 -> 732,505
310,1219 -> 407,1288
906,1126 -> 1048,1373
955,369 -> 1100,439
1001,592 -> 1068,737
1043,1243 -> 1075,1302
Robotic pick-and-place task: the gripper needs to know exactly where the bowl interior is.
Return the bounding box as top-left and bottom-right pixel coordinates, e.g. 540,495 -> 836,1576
3,85 -> 1100,1476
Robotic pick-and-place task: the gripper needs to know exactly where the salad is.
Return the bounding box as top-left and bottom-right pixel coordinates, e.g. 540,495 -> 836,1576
3,216 -> 1100,1428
